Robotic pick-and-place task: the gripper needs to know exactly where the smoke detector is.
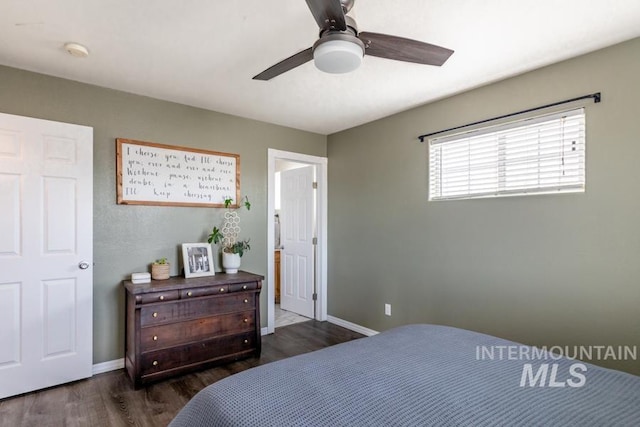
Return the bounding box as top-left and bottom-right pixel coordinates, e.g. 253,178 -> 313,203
63,42 -> 89,58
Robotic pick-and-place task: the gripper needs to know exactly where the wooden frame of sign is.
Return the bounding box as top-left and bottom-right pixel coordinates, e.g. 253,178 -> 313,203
116,138 -> 240,208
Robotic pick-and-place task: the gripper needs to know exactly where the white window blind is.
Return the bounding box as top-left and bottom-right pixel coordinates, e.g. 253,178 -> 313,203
429,108 -> 585,201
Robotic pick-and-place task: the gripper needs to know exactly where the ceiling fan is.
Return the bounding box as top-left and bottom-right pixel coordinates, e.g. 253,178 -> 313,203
253,0 -> 454,80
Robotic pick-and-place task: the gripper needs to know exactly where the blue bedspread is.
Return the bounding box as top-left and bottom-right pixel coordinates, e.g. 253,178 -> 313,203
169,324 -> 640,426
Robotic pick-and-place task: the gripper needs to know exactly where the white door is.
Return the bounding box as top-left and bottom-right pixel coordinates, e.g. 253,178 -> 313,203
280,165 -> 315,318
0,112 -> 93,399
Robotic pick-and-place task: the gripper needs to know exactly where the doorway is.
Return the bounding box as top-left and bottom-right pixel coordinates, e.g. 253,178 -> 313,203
267,149 -> 327,334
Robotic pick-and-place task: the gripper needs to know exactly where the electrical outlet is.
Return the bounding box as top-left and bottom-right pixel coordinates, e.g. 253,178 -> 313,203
384,303 -> 391,316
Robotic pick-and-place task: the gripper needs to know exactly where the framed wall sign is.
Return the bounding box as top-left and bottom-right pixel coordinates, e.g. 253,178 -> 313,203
116,138 -> 240,208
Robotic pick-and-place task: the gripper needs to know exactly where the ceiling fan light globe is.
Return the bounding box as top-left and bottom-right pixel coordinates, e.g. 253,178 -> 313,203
313,39 -> 363,74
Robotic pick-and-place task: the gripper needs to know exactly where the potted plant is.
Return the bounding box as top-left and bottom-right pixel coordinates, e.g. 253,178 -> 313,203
151,257 -> 170,280
208,196 -> 251,274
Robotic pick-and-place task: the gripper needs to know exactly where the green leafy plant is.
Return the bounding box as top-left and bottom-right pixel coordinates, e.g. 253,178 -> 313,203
208,196 -> 251,257
209,227 -> 251,256
223,195 -> 251,210
153,257 -> 168,265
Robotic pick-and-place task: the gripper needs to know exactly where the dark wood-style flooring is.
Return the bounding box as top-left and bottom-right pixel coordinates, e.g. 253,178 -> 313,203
0,320 -> 364,427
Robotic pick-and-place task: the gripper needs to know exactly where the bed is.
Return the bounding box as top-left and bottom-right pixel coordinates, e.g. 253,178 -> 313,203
169,324 -> 640,426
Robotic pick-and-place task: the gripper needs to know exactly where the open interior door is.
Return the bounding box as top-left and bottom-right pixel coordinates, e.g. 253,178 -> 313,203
280,165 -> 315,318
0,112 -> 93,399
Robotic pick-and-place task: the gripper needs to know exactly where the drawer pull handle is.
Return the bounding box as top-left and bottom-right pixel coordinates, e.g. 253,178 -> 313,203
187,291 -> 193,297
152,360 -> 158,366
243,318 -> 248,323
153,335 -> 158,341
243,299 -> 248,303
242,285 -> 247,290
152,312 -> 158,318
159,295 -> 164,301
244,339 -> 249,344
219,288 -> 225,292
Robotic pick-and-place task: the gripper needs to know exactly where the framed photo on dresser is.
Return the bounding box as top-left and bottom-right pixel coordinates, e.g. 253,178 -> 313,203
182,243 -> 215,278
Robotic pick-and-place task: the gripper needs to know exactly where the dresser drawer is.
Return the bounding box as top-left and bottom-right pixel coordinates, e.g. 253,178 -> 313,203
229,281 -> 258,292
140,310 -> 256,350
180,285 -> 228,299
140,332 -> 256,376
137,290 -> 180,304
140,293 -> 255,326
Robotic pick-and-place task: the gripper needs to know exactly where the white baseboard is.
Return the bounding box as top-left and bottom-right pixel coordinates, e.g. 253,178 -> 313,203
327,315 -> 379,337
92,358 -> 124,375
261,327 -> 269,336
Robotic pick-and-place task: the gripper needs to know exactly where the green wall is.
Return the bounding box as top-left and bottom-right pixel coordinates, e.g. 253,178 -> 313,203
327,38 -> 640,375
0,65 -> 326,364
3,37 -> 639,375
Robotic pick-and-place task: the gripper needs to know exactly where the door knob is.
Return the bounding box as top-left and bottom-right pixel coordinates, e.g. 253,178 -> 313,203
78,261 -> 90,270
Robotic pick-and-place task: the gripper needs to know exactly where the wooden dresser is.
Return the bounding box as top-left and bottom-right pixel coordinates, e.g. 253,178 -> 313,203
123,271 -> 263,388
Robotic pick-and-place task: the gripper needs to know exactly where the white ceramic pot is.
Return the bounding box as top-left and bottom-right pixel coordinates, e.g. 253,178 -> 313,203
222,252 -> 241,274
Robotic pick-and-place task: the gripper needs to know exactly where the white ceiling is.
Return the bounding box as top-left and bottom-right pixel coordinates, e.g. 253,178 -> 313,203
1,1 -> 640,135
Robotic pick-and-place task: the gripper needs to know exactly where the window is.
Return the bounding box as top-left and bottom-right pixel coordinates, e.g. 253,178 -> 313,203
428,108 -> 585,201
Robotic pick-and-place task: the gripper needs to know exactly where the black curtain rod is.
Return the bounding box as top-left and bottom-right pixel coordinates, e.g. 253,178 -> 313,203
418,92 -> 601,142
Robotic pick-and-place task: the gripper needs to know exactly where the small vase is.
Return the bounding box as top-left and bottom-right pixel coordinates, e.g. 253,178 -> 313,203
151,263 -> 170,280
222,252 -> 241,274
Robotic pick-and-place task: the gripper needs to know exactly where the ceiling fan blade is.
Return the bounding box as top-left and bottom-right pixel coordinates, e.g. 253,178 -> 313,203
305,0 -> 347,31
359,32 -> 454,66
253,48 -> 314,81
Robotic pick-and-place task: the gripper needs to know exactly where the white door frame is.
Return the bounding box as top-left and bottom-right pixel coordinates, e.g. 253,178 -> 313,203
267,149 -> 327,334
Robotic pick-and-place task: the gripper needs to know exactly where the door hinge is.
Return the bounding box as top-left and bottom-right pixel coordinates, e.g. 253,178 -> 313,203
312,237 -> 317,245
312,181 -> 318,189
312,293 -> 318,301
